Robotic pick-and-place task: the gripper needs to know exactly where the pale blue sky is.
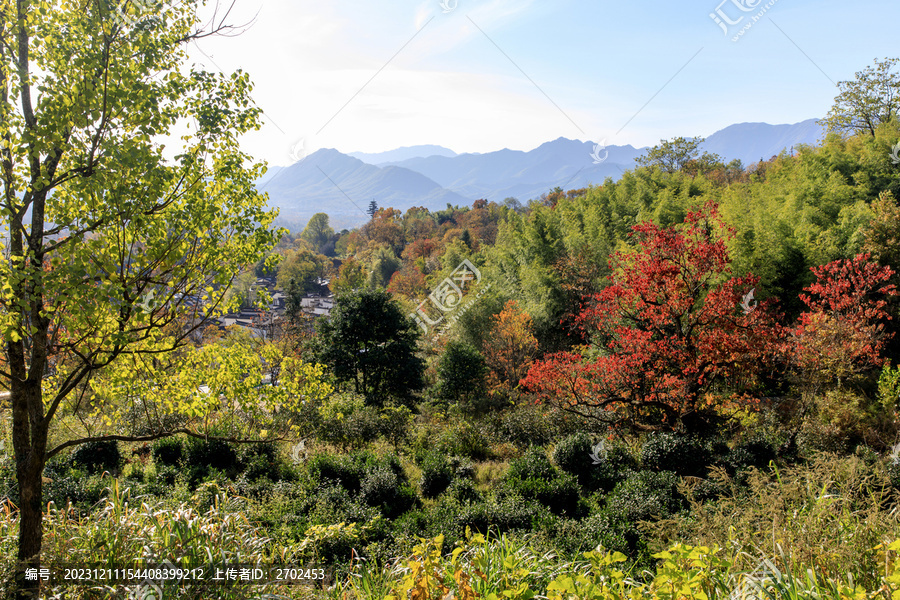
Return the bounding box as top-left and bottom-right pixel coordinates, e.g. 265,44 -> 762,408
187,0 -> 900,166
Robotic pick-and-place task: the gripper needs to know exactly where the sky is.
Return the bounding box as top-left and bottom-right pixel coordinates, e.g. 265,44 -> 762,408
186,0 -> 900,166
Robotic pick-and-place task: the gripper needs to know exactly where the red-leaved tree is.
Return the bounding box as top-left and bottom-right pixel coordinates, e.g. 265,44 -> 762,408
522,202 -> 781,432
788,253 -> 897,389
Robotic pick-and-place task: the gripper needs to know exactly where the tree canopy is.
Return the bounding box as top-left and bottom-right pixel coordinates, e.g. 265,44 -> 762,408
522,203 -> 780,432
0,1 -> 309,595
315,289 -> 425,406
823,57 -> 900,137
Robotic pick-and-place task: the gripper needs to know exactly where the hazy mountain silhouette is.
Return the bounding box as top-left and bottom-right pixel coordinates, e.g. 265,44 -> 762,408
260,120 -> 824,230
700,119 -> 824,165
259,149 -> 471,230
348,145 -> 457,164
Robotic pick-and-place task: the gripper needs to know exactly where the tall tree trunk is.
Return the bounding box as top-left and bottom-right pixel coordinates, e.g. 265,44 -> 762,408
12,378 -> 47,600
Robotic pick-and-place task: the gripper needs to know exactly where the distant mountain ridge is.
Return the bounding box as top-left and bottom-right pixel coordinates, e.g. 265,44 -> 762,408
348,145 -> 457,164
260,149 -> 471,231
701,119 -> 824,165
261,120 -> 825,230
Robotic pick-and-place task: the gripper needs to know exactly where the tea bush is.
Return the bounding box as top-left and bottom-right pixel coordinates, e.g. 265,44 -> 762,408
606,470 -> 683,524
70,439 -> 121,475
505,445 -> 556,481
502,447 -> 585,516
359,465 -> 418,519
552,432 -> 631,491
307,482 -> 379,527
436,420 -> 493,460
551,432 -> 593,477
151,436 -> 184,467
724,436 -> 777,474
307,451 -> 367,494
419,452 -> 454,499
493,404 -> 562,448
237,440 -> 290,483
641,432 -> 710,477
444,478 -> 482,504
185,438 -> 240,478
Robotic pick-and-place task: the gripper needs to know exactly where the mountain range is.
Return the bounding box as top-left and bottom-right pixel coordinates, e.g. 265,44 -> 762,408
259,119 -> 825,231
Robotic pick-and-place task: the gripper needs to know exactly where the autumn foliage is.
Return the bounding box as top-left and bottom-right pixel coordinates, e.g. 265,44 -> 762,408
523,203 -> 780,431
788,253 -> 897,387
483,300 -> 539,398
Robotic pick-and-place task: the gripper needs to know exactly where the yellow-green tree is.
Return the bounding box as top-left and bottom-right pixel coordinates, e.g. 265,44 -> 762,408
0,1 -> 296,596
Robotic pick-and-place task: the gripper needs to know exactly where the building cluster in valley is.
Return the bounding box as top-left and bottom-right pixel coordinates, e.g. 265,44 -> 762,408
208,277 -> 333,340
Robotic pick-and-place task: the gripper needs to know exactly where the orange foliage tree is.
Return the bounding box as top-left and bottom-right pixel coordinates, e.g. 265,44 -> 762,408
482,300 -> 539,399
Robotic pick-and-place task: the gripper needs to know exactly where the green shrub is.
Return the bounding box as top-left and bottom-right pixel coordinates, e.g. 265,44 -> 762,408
152,436 -> 184,467
889,444 -> 900,489
71,440 -> 121,475
360,466 -> 418,519
378,403 -> 413,447
502,472 -> 584,517
552,432 -> 593,475
437,420 -> 493,460
237,440 -> 287,482
445,478 -> 482,504
606,470 -> 683,524
505,446 -> 556,482
577,470 -> 683,565
451,456 -> 476,480
503,446 -> 585,516
550,513 -> 634,558
436,339 -> 489,410
640,432 -> 709,477
307,482 -> 378,526
43,464 -> 109,512
308,449 -> 408,498
314,392 -> 390,449
725,437 -> 777,474
419,453 -> 454,499
552,432 -> 628,491
456,494 -> 550,536
0,452 -> 17,505
185,438 -> 238,472
307,452 -> 365,494
493,405 -> 558,448
233,472 -> 275,500
152,464 -> 179,487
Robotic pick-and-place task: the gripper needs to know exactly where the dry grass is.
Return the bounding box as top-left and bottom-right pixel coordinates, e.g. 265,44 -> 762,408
473,460 -> 509,493
646,452 -> 900,589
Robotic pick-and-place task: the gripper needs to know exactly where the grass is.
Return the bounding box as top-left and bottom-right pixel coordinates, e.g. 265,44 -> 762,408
646,453 -> 900,589
328,532 -> 900,600
473,461 -> 509,493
